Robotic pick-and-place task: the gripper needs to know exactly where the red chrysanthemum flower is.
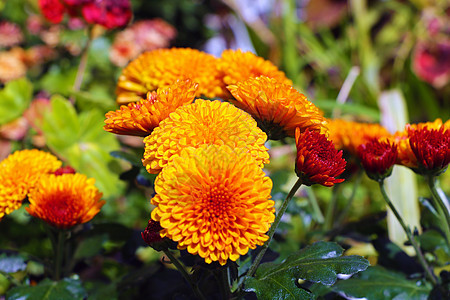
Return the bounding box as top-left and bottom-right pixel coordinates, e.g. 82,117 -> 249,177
357,139 -> 398,181
82,0 -> 132,29
295,128 -> 346,187
39,0 -> 66,24
408,125 -> 450,175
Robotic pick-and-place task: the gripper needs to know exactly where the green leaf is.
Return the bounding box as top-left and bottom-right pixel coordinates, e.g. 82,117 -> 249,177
41,96 -> 124,198
73,234 -> 108,260
313,99 -> 380,121
246,270 -> 314,300
110,151 -> 142,167
245,242 -> 369,300
6,278 -> 86,300
0,253 -> 27,273
39,66 -> 78,96
0,78 -> 33,125
333,266 -> 432,300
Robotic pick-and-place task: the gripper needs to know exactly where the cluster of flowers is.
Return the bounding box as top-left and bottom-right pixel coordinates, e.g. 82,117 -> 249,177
104,48 -> 347,265
0,22 -> 55,83
109,19 -> 176,67
0,149 -> 104,229
38,0 -> 132,29
328,118 -> 450,180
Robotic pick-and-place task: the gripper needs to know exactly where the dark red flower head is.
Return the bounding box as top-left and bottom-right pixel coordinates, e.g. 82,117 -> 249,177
82,0 -> 132,29
408,125 -> 450,176
357,139 -> 397,181
295,128 -> 346,187
54,166 -> 76,175
141,219 -> 168,251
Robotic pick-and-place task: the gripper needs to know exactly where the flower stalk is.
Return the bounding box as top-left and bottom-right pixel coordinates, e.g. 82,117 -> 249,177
426,175 -> 450,244
378,181 -> 437,285
54,230 -> 65,281
162,249 -> 206,300
244,178 -> 303,281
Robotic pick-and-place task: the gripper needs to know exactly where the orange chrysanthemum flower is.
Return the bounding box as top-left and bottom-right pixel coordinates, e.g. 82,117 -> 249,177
295,128 -> 346,187
151,145 -> 275,265
392,119 -> 449,170
357,139 -> 398,181
0,149 -> 61,219
228,76 -> 327,140
327,119 -> 391,155
116,48 -> 226,104
26,173 -> 105,229
104,79 -> 198,136
142,99 -> 269,174
218,49 -> 293,86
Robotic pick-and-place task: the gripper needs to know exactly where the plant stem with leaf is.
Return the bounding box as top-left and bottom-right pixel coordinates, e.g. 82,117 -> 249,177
379,181 -> 437,285
163,249 -> 206,300
426,175 -> 450,244
242,178 -> 303,285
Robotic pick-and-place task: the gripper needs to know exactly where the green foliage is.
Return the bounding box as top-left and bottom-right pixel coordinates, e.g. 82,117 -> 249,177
41,96 -> 124,198
245,241 -> 370,299
7,278 -> 86,300
333,266 -> 432,300
0,78 -> 33,125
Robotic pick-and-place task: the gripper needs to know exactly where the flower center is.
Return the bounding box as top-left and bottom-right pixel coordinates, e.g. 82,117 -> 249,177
203,185 -> 231,219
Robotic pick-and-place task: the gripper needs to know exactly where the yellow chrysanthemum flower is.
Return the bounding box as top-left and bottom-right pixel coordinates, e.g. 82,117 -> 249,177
27,173 -> 105,229
227,76 -> 327,140
142,99 -> 269,174
116,48 -> 226,104
105,79 -> 198,136
327,119 -> 391,155
151,145 -> 275,265
0,149 -> 61,219
218,49 -> 293,86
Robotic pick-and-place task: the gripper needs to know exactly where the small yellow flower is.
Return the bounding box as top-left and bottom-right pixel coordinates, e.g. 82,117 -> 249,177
228,76 -> 327,140
142,99 -> 269,174
116,48 -> 227,104
151,145 -> 275,265
27,173 -> 105,229
218,49 -> 293,86
104,79 -> 198,136
0,149 -> 61,219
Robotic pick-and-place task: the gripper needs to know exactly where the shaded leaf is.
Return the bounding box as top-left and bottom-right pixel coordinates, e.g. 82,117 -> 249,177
41,96 -> 124,198
333,266 -> 432,300
7,278 -> 86,300
245,242 -> 369,300
0,78 -> 33,125
74,234 -> 108,259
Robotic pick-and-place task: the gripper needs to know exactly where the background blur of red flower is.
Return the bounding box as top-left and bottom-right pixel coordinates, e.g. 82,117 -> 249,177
82,0 -> 132,29
38,0 -> 66,24
412,40 -> 450,88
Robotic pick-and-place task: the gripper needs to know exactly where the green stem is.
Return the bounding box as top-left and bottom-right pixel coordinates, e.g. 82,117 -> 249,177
70,27 -> 93,103
243,178 -> 303,284
427,176 -> 450,244
305,186 -> 324,224
163,250 -> 206,300
54,230 -> 65,281
218,266 -> 231,300
324,184 -> 340,230
379,181 -> 437,285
